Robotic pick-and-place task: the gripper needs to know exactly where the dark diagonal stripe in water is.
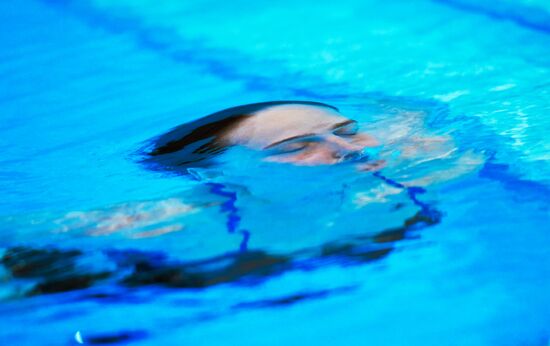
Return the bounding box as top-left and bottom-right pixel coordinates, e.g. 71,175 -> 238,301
433,0 -> 550,35
479,153 -> 550,202
38,0 -> 352,101
36,0 -> 457,118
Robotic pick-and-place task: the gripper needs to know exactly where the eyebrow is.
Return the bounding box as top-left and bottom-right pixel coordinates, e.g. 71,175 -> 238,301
263,120 -> 357,149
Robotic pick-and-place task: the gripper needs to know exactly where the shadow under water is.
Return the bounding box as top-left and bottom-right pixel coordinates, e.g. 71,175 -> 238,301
1,206 -> 440,296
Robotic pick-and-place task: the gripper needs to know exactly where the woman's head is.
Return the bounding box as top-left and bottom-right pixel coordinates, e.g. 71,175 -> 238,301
145,101 -> 379,170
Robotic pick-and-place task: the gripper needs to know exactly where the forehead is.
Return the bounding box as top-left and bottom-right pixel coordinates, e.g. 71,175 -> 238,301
254,104 -> 346,124
229,104 -> 350,147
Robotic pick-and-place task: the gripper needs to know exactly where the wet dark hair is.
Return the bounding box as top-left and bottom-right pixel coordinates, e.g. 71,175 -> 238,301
142,101 -> 338,171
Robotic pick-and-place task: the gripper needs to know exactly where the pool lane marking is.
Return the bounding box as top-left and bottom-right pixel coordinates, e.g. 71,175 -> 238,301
38,0 -> 346,101
207,182 -> 250,252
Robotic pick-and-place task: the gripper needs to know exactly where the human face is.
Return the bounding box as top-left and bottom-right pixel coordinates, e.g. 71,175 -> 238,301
223,104 -> 379,166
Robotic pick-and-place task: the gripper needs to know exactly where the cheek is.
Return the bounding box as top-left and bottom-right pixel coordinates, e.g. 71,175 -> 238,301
351,134 -> 379,147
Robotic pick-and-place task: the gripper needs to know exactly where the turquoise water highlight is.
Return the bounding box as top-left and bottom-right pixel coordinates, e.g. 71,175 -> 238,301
0,0 -> 549,345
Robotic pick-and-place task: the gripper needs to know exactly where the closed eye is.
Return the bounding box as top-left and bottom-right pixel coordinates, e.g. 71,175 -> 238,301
333,122 -> 358,137
267,139 -> 315,155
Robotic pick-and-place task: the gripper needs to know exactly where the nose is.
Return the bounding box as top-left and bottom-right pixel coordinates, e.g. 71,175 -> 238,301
324,134 -> 364,159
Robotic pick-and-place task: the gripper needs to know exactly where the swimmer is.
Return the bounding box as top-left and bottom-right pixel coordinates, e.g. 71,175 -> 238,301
61,100 -> 478,241
14,100 -> 481,297
43,100 -> 481,292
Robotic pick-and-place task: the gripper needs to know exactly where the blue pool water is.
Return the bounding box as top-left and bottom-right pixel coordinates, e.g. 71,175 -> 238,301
0,0 -> 549,345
